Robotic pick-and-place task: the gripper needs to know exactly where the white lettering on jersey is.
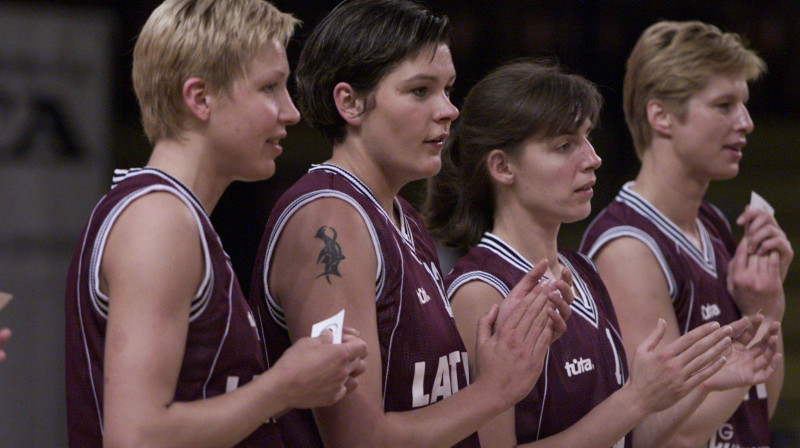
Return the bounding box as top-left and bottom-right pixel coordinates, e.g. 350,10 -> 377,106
430,356 -> 452,402
225,376 -> 240,393
564,357 -> 594,377
707,423 -> 735,448
701,303 -> 722,321
462,351 -> 470,384
411,351 -> 464,407
417,287 -> 431,304
743,383 -> 768,401
412,362 -> 430,407
425,261 -> 443,285
448,351 -> 462,393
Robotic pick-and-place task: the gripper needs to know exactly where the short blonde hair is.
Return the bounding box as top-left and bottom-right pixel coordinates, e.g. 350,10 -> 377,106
132,0 -> 298,143
623,21 -> 766,159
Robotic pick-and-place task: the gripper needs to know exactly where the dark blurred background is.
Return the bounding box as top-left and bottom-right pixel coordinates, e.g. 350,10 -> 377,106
1,1 -> 798,446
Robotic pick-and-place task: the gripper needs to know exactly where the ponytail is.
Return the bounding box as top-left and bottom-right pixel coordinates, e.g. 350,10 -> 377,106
423,126 -> 494,250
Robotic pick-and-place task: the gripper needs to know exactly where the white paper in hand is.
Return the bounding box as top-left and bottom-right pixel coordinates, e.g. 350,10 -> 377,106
0,292 -> 11,313
310,309 -> 344,344
749,191 -> 775,217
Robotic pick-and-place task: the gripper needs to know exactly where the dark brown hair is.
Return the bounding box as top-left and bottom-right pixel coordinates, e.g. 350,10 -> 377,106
295,0 -> 450,144
424,61 -> 602,249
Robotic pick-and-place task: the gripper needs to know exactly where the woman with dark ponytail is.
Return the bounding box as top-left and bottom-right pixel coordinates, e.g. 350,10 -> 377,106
426,130 -> 494,251
424,61 -> 775,448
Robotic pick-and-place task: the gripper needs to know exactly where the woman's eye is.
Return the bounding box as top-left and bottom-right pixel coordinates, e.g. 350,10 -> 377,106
412,87 -> 428,97
556,143 -> 571,152
716,102 -> 732,112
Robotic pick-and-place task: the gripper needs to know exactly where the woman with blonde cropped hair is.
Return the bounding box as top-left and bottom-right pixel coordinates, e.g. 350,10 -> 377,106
581,21 -> 790,447
64,1 -> 367,446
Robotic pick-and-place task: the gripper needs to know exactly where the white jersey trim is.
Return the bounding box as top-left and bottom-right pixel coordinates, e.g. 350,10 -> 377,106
446,271 -> 510,300
582,224 -> 678,301
202,260 -> 236,399
558,255 -> 600,328
74,200 -> 105,436
617,182 -> 718,278
478,232 -> 531,273
88,171 -> 213,322
684,282 -> 696,335
312,164 -> 416,251
476,232 -> 600,328
706,202 -> 733,235
383,235 -> 405,405
536,347 -> 551,441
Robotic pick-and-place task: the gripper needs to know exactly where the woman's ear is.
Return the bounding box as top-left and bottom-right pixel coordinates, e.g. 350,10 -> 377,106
646,98 -> 673,138
486,149 -> 515,186
333,82 -> 366,126
182,78 -> 210,121
182,77 -> 211,121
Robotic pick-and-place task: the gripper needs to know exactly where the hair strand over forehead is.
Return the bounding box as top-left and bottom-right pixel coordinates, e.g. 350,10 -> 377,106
295,0 -> 450,144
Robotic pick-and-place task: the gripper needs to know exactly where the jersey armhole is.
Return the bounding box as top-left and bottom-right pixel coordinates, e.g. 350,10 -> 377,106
88,185 -> 213,320
446,271 -> 510,301
584,226 -> 678,301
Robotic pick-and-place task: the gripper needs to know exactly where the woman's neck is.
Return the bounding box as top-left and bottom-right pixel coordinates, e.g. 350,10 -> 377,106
147,134 -> 228,214
491,201 -> 562,279
330,141 -> 402,227
633,145 -> 709,244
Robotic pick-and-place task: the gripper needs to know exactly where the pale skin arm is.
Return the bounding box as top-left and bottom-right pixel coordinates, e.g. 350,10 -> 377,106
730,207 -> 791,417
0,327 -> 10,363
450,282 -> 516,448
633,312 -> 780,448
452,279 -> 733,448
101,193 -> 367,448
595,237 -> 781,448
269,198 -> 565,448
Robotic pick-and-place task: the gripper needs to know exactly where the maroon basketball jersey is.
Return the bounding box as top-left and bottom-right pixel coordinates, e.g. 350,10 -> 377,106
446,233 -> 631,447
65,168 -> 282,447
250,163 -> 479,448
580,182 -> 771,447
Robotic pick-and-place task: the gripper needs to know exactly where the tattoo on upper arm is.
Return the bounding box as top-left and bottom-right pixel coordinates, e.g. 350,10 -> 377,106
315,226 -> 345,284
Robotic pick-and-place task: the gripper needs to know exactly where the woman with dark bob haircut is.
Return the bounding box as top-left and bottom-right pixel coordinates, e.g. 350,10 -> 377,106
425,61 -> 779,448
249,1 -> 572,447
